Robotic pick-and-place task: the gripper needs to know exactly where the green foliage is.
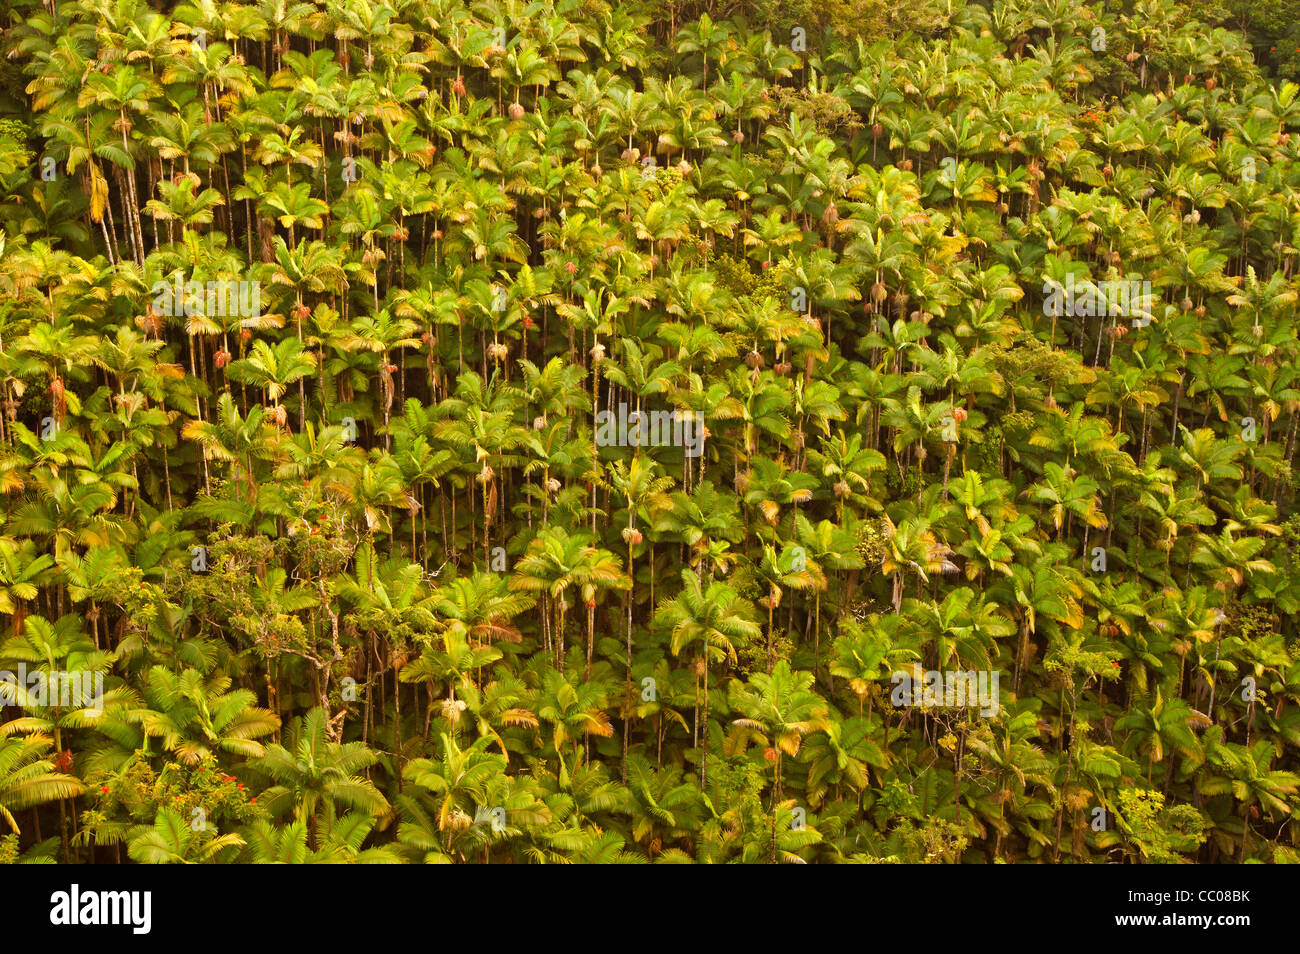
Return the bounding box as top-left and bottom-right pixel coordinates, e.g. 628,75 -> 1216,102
1117,788 -> 1209,863
0,0 -> 1296,865
0,119 -> 30,187
740,0 -> 951,39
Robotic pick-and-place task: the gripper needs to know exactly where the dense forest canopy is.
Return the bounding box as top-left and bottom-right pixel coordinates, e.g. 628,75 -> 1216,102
0,0 -> 1299,864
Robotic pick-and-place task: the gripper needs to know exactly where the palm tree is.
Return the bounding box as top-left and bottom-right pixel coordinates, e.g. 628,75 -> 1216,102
606,455 -> 673,775
243,813 -> 400,863
252,708 -> 389,848
880,514 -> 958,613
134,666 -> 280,765
1199,731 -> 1300,858
0,734 -> 85,835
533,667 -> 615,782
339,308 -> 421,445
1115,689 -> 1210,785
965,707 -> 1057,857
655,569 -> 760,785
77,63 -> 159,262
402,732 -> 508,859
730,660 -> 829,859
509,526 -> 628,673
225,337 -> 317,422
182,392 -> 282,498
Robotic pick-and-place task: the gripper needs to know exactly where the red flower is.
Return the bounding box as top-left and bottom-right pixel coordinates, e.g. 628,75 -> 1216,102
249,797 -> 257,803
523,316 -> 534,329
100,785 -> 110,794
763,747 -> 777,763
237,783 -> 245,790
565,261 -> 577,275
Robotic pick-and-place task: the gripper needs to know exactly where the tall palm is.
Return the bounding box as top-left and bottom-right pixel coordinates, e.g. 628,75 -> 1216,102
252,708 -> 390,847
655,569 -> 760,785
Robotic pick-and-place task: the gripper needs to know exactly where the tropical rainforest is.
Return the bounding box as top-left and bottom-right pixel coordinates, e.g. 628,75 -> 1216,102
0,0 -> 1299,865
